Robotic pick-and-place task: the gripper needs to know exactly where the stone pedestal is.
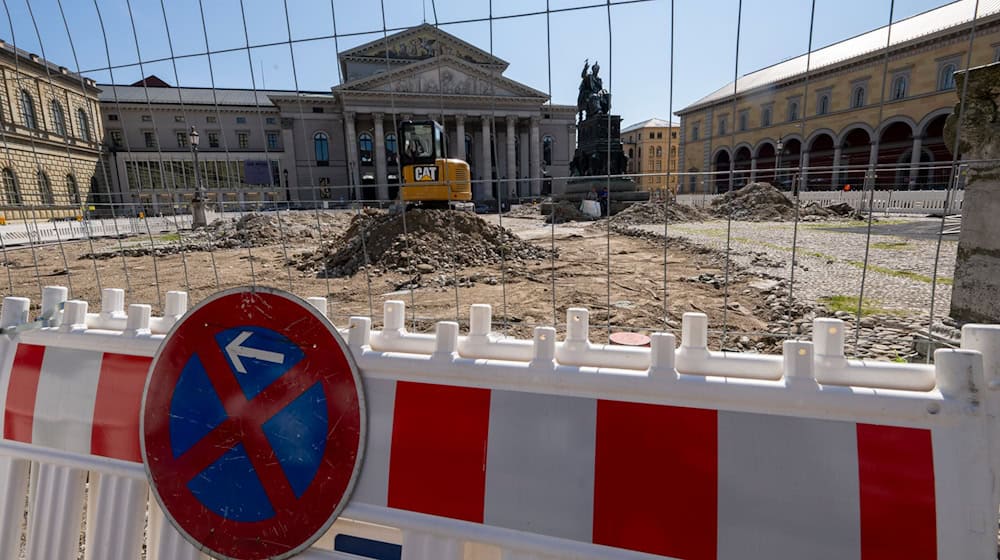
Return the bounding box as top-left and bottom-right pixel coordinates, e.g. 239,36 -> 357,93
946,63 -> 1000,323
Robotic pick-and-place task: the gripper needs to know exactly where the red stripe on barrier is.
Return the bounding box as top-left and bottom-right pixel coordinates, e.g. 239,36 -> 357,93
593,401 -> 718,560
857,424 -> 936,560
387,381 -> 490,523
3,344 -> 45,443
91,353 -> 151,463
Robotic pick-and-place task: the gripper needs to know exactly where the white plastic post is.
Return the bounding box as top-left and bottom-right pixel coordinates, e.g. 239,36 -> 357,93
680,312 -> 708,350
307,296 -> 328,319
124,304 -> 151,337
649,332 -> 676,379
812,318 -> 845,358
962,324 -> 1000,389
565,308 -> 589,343
0,297 -> 30,329
531,326 -> 557,368
163,291 -> 187,319
348,317 -> 371,350
783,340 -> 815,383
60,300 -> 88,332
384,300 -> 406,333
40,285 -> 68,326
935,348 -> 985,402
434,321 -> 459,359
100,288 -> 126,319
469,304 -> 492,337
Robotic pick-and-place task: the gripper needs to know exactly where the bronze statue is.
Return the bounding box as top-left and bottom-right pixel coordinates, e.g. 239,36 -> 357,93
576,59 -> 612,122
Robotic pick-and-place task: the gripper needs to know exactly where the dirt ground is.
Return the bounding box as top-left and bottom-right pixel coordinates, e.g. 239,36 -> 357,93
0,211 -> 776,348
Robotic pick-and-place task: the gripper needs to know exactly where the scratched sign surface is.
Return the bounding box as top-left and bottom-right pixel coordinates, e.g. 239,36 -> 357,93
141,287 -> 366,560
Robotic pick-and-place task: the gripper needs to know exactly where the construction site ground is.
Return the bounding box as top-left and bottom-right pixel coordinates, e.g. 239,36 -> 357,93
0,203 -> 957,360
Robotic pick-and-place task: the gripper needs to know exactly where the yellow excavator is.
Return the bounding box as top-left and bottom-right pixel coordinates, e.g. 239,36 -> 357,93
398,120 -> 473,210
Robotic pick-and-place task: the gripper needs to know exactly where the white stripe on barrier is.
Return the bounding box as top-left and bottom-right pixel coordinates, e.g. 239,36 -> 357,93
33,347 -> 103,455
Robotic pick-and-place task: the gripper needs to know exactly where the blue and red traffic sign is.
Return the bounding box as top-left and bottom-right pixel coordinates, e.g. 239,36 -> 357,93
142,287 -> 366,560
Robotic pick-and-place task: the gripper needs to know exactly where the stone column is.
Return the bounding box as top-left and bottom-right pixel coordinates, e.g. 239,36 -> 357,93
908,135 -> 923,189
529,116 -> 541,196
455,115 -> 466,162
372,113 -> 388,200
520,128 -> 530,196
505,116 -> 517,200
831,145 -> 843,189
480,116 -> 492,200
279,118 -> 300,204
749,156 -> 758,183
343,111 -> 361,200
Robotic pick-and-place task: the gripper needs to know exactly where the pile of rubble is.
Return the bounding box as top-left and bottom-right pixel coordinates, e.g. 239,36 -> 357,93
710,183 -> 855,221
542,200 -> 592,224
293,208 -> 552,278
611,199 -> 706,225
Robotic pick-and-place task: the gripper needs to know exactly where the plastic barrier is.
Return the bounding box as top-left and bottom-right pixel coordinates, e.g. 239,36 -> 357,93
0,287 -> 998,559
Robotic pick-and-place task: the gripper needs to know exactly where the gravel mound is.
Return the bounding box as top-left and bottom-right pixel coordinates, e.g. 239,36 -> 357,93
543,200 -> 592,224
612,200 -> 706,225
293,209 -> 552,278
710,183 -> 796,221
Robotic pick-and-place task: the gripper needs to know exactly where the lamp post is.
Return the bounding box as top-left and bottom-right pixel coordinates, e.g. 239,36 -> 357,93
189,126 -> 207,228
774,136 -> 784,188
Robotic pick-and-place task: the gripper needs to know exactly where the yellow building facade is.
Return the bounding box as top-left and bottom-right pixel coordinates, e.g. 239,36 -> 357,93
675,1 -> 999,193
622,118 -> 680,192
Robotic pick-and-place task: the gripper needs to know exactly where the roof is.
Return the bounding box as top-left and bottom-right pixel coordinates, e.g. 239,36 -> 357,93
678,0 -> 1000,114
98,85 -> 331,107
0,38 -> 94,90
622,118 -> 679,132
130,75 -> 172,88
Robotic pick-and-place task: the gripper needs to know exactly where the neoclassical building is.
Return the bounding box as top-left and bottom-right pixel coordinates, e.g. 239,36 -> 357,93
100,24 -> 576,211
622,118 -> 680,192
0,40 -> 104,220
675,0 -> 999,193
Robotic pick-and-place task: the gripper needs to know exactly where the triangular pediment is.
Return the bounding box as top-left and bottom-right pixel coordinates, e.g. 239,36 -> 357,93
335,55 -> 546,100
339,23 -> 507,70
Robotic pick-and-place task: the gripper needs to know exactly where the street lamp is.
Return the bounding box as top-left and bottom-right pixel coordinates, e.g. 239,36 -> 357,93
774,136 -> 784,188
189,126 -> 207,228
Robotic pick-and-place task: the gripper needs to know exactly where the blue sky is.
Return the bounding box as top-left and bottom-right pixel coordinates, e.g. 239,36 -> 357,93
0,0 -> 960,125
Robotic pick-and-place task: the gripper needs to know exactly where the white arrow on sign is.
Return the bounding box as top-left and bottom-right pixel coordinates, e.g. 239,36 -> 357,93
225,331 -> 285,374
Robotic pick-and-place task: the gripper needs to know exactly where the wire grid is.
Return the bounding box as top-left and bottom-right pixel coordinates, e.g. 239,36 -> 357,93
0,0 -> 981,357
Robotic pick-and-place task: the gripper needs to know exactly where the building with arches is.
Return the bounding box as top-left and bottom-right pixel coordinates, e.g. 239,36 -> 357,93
0,40 -> 103,219
675,0 -> 1000,193
622,118 -> 680,193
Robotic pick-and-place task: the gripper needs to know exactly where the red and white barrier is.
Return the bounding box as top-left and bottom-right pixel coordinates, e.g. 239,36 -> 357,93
0,286 -> 997,559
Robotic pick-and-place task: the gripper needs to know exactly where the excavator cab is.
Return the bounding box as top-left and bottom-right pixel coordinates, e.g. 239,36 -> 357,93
398,120 -> 472,209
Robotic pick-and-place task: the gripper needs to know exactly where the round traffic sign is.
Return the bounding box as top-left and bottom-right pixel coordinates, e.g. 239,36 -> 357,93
141,287 -> 366,560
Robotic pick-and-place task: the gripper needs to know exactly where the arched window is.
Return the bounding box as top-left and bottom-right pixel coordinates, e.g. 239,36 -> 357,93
818,94 -> 830,115
19,90 -> 36,129
670,146 -> 677,158
789,101 -> 799,121
313,132 -> 329,166
542,135 -> 554,166
50,100 -> 65,136
385,133 -> 398,164
66,174 -> 80,205
37,171 -> 53,205
852,86 -> 866,108
464,133 -> 474,165
892,76 -> 907,100
655,146 -> 662,158
939,63 -> 957,91
358,132 -> 374,165
77,108 -> 91,141
2,168 -> 19,204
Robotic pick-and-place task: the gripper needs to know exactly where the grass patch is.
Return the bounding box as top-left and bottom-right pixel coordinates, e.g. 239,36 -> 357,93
805,218 -> 910,230
820,295 -> 889,316
870,241 -> 909,250
158,233 -> 181,242
843,260 -> 953,285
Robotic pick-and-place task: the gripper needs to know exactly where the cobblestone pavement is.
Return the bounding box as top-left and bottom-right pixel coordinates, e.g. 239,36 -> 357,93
632,217 -> 957,323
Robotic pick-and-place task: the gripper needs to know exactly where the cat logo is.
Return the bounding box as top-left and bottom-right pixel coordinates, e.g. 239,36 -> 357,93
414,165 -> 439,182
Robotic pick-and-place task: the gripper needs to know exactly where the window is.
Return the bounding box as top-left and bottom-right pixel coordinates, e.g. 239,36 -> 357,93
144,131 -> 156,148
688,171 -> 697,193
37,172 -> 53,205
2,168 -> 19,204
66,174 -> 80,205
206,116 -> 217,123
657,132 -> 663,139
788,101 -> 799,121
174,115 -> 185,123
19,90 -> 36,129
208,131 -> 219,148
238,131 -> 249,149
891,75 -> 907,100
77,109 -> 91,141
671,131 -> 677,139
543,135 -> 554,166
691,123 -> 699,141
266,131 -> 279,150
312,107 -> 324,113
851,86 -> 866,108
761,107 -> 772,127
266,117 -> 276,125
738,111 -> 748,132
938,63 -> 957,91
141,115 -> 152,122
670,146 -> 677,158
649,132 -> 655,140
995,46 -> 1000,62
236,116 -> 247,124
718,117 -> 727,136
817,94 -> 830,115
110,130 -> 123,148
655,146 -> 662,158
314,132 -> 329,166
50,100 -> 65,136
176,132 -> 188,148
107,114 -> 119,121
358,132 -> 373,164
385,132 -> 398,164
